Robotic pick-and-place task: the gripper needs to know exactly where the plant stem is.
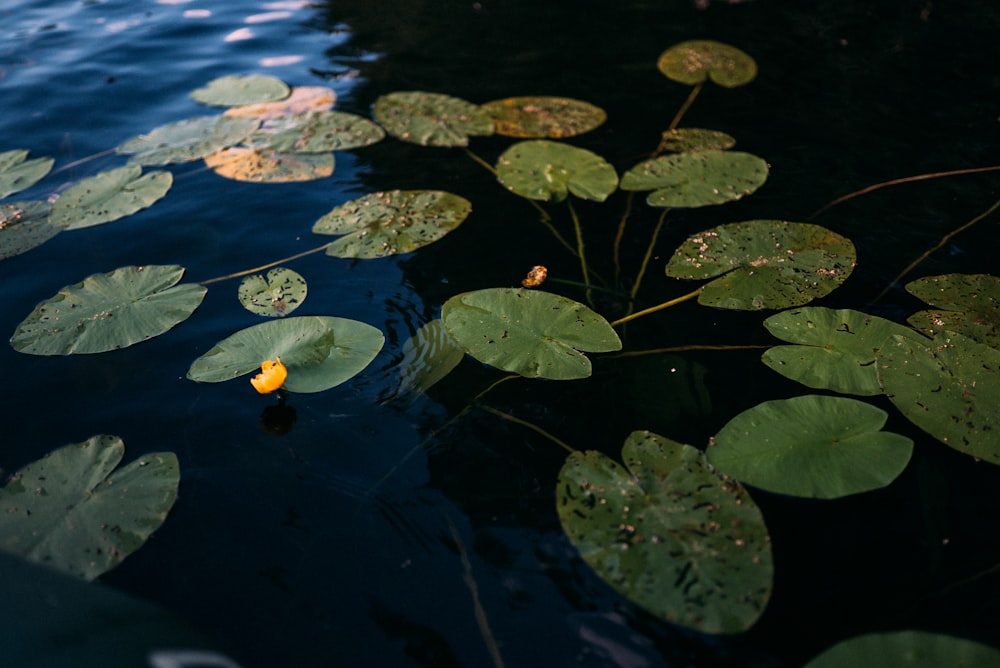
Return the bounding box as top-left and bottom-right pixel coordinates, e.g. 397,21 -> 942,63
198,242 -> 333,285
609,343 -> 769,358
462,146 -> 498,176
610,286 -> 701,327
567,198 -> 592,304
612,191 -> 636,285
446,517 -> 506,668
629,207 -> 669,302
478,405 -> 576,455
652,82 -> 704,156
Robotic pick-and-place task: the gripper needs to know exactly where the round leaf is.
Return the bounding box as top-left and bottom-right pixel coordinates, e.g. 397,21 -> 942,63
49,165 -> 173,230
313,190 -> 471,258
905,273 -> 1000,349
187,315 -> 385,393
117,115 -> 261,166
877,331 -> 1000,464
707,395 -> 914,499
657,40 -> 758,88
190,74 -> 290,107
558,431 -> 773,634
481,96 -> 606,138
805,631 -> 1000,668
441,288 -> 621,380
0,149 -> 54,199
11,265 -> 207,355
666,220 -> 857,310
658,128 -> 736,153
495,140 -> 618,203
0,201 -> 59,260
373,91 -> 494,147
237,267 -> 307,317
204,146 -> 333,183
224,85 -> 337,119
251,110 -> 385,153
0,435 -> 179,581
762,307 -> 915,395
620,150 -> 768,208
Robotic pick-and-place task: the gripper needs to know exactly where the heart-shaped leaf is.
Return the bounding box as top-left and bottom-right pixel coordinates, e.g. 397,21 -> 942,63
117,115 -> 261,166
49,165 -> 172,230
237,267 -> 307,317
190,74 -> 290,107
905,273 -> 1000,349
657,40 -> 757,88
0,149 -> 53,199
372,91 -> 494,147
204,146 -> 334,183
495,140 -> 618,203
0,201 -> 59,260
481,96 -> 606,138
250,110 -> 385,153
620,150 -> 768,208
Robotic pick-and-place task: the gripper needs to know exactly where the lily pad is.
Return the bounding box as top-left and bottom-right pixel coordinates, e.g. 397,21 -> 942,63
0,149 -> 54,199
224,85 -> 337,119
905,273 -> 1000,349
762,307 -> 915,395
11,265 -> 207,355
187,315 -> 385,393
204,146 -> 334,183
0,435 -> 179,581
557,431 -> 773,634
620,150 -> 768,208
251,110 -> 386,153
49,165 -> 173,230
395,319 -> 466,397
481,96 -> 606,138
657,40 -> 758,88
313,190 -> 472,258
372,91 -> 495,147
666,220 -> 857,310
238,267 -> 307,317
805,630 -> 1000,668
441,288 -> 621,380
877,331 -> 1000,465
707,395 -> 914,499
495,140 -> 618,203
117,115 -> 261,166
658,128 -> 736,153
190,74 -> 290,107
0,201 -> 59,260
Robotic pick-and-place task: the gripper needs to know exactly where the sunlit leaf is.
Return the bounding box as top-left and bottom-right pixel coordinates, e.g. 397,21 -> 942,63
905,273 -> 1000,349
481,96 -> 606,138
666,220 -> 857,310
657,40 -> 757,88
313,190 -> 471,258
187,315 -> 385,393
372,91 -> 494,147
117,115 -> 261,166
251,110 -> 385,153
204,146 -> 334,183
11,265 -> 207,355
658,128 -> 736,153
558,431 -> 773,633
441,288 -> 621,380
805,630 -> 1000,668
877,331 -> 1000,465
707,395 -> 914,499
0,201 -> 59,260
0,435 -> 178,581
0,149 -> 53,199
395,319 -> 465,397
223,85 -> 336,119
49,165 -> 172,230
190,74 -> 290,106
620,150 -> 768,208
762,307 -> 915,395
238,267 -> 307,317
495,140 -> 618,203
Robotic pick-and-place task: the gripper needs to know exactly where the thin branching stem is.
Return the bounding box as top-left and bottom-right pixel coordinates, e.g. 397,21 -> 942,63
610,287 -> 701,327
629,207 -> 669,302
478,405 -> 576,455
198,242 -> 333,285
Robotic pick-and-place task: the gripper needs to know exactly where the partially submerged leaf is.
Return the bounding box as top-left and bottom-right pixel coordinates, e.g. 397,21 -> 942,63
251,110 -> 385,153
495,140 -> 618,203
238,267 -> 307,317
558,431 -> 773,633
0,149 -> 54,199
372,91 -> 494,147
395,319 -> 465,397
0,201 -> 59,260
659,128 -> 736,153
657,40 -> 757,88
620,150 -> 768,208
905,273 -> 1000,349
805,630 -> 1000,668
49,165 -> 173,230
190,74 -> 290,106
481,96 -> 606,138
204,146 -> 333,183
224,85 -> 336,119
117,115 -> 261,166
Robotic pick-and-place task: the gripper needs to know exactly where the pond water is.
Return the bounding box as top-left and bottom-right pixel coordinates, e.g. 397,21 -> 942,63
2,0 -> 999,666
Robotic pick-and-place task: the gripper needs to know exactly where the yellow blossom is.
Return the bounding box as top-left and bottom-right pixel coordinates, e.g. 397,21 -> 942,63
250,357 -> 287,394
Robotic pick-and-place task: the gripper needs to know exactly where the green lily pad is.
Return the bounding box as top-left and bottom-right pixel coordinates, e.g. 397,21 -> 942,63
557,431 -> 773,634
877,331 -> 1000,465
313,190 -> 472,258
395,319 -> 466,397
480,96 -> 607,138
658,128 -> 736,153
620,150 -> 768,208
0,149 -> 54,199
657,40 -> 758,88
251,110 -> 386,153
707,395 -> 914,499
372,91 -> 495,147
0,201 -> 59,260
762,307 -> 915,395
441,288 -> 621,380
805,630 -> 1000,668
11,265 -> 207,355
905,273 -> 1000,349
666,220 -> 857,310
204,146 -> 334,183
238,267 -> 307,317
187,315 -> 385,393
117,115 -> 261,166
49,165 -> 172,230
0,435 -> 179,581
495,140 -> 618,203
190,74 -> 290,107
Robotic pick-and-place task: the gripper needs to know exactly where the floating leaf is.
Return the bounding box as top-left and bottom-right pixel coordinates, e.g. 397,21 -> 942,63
707,395 -> 914,499
238,267 -> 307,317
877,331 -> 1000,465
395,319 -> 466,397
558,431 -> 773,633
805,630 -> 1000,668
441,288 -> 621,380
224,85 -> 336,119
204,146 -> 333,183
620,150 -> 768,208
190,74 -> 290,106
0,149 -> 53,199
657,40 -> 757,88
0,201 -> 58,260
0,435 -> 179,581
905,273 -> 1000,349
659,128 -> 736,153
372,91 -> 494,147
117,115 -> 261,166
666,220 -> 857,310
762,307 -> 915,395
495,140 -> 618,203
187,315 -> 384,393
49,165 -> 172,230
251,110 -> 385,153
313,190 -> 471,258
481,96 -> 606,138
11,265 -> 207,355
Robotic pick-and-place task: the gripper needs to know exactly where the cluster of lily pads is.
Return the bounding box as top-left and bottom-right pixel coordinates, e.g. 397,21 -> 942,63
1,40 -> 998,663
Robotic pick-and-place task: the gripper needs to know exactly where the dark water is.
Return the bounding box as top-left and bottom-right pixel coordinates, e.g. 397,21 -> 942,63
2,1 -> 999,666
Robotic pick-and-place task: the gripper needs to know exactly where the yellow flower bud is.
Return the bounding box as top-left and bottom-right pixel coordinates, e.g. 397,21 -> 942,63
250,357 -> 288,394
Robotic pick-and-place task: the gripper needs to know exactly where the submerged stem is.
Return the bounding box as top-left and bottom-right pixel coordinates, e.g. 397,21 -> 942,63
198,242 -> 333,285
610,287 -> 701,327
629,207 -> 669,302
567,198 -> 592,304
612,191 -> 636,286
478,405 -> 576,455
609,343 -> 769,358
